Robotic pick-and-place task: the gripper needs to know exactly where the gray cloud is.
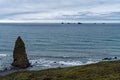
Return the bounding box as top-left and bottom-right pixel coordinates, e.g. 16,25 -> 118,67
0,0 -> 120,22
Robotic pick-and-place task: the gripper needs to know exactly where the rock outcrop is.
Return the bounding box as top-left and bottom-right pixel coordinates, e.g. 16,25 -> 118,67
12,36 -> 30,68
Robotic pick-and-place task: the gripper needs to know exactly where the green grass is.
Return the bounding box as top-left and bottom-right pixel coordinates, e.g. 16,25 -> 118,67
1,60 -> 120,80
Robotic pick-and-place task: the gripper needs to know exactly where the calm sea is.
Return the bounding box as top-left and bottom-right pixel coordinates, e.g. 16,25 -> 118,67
0,23 -> 120,70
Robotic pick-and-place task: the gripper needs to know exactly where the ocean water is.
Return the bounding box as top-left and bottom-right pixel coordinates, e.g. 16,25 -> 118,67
0,23 -> 120,71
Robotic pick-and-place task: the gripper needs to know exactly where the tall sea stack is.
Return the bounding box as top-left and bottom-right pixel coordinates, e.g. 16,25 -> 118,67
12,36 -> 30,68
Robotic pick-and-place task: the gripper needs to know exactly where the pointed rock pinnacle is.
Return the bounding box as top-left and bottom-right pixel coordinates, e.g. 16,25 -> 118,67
12,36 -> 30,68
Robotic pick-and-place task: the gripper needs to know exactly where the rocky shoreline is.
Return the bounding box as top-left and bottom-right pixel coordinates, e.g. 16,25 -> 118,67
1,60 -> 120,80
0,57 -> 118,76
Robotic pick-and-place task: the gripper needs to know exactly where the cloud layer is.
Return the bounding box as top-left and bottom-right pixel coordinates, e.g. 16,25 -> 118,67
0,0 -> 120,22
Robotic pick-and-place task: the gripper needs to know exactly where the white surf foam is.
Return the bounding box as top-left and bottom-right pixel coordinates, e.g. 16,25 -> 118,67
30,59 -> 54,67
85,59 -> 99,65
0,54 -> 8,57
30,58 -> 98,69
58,61 -> 83,66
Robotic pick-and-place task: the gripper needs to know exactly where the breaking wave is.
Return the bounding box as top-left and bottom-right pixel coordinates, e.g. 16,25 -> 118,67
0,54 -> 8,57
29,58 -> 99,70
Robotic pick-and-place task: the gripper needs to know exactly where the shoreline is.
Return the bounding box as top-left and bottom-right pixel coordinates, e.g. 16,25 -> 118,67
0,61 -> 98,76
0,60 -> 120,80
0,59 -> 117,77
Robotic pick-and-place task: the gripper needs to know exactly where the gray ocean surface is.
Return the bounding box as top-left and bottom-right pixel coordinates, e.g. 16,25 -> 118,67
0,23 -> 120,71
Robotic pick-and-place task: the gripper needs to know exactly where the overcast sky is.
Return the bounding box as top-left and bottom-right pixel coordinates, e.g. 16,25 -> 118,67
0,0 -> 120,23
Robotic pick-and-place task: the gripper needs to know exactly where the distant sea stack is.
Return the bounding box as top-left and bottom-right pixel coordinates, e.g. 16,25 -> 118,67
78,22 -> 82,24
12,36 -> 30,68
61,22 -> 64,24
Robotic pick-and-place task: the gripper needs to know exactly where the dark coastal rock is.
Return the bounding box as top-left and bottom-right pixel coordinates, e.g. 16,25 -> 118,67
53,62 -> 57,63
114,57 -> 117,59
102,57 -> 117,61
102,58 -> 112,60
12,36 -> 30,68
